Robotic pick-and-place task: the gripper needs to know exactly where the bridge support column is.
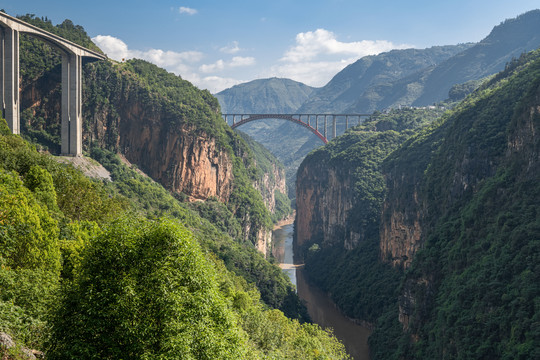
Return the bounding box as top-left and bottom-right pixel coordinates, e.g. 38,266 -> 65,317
323,115 -> 327,139
332,115 -> 336,139
0,27 -> 20,134
61,52 -> 83,156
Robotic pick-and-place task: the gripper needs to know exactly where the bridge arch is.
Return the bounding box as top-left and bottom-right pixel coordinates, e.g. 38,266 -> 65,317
223,113 -> 372,143
230,114 -> 328,143
0,12 -> 107,156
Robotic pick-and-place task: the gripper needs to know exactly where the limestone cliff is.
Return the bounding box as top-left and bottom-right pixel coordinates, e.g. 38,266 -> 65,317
296,163 -> 356,250
295,129 -> 409,254
21,58 -> 275,252
254,162 -> 287,216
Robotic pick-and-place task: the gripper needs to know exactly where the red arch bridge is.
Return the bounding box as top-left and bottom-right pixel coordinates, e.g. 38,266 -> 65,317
222,113 -> 373,144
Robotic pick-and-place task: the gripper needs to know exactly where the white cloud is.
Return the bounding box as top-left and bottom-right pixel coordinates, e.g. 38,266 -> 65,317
198,76 -> 245,94
92,35 -> 204,81
179,6 -> 197,15
92,35 -> 129,61
265,59 -> 354,87
266,28 -> 412,87
92,35 -> 202,64
230,56 -> 256,67
200,59 -> 225,73
199,56 -> 255,73
281,28 -> 409,63
220,41 -> 241,54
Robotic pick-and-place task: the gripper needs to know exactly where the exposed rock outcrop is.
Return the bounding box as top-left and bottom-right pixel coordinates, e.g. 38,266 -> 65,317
296,161 -> 358,250
254,162 -> 287,216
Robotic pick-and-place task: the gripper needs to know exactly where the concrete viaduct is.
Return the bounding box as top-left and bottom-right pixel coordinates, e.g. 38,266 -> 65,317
223,113 -> 373,143
0,12 -> 106,156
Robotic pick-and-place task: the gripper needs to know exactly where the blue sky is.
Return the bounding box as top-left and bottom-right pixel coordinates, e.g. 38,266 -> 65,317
3,1 -> 539,92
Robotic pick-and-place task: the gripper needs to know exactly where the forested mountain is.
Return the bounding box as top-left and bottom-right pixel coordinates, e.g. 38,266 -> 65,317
216,77 -> 315,113
346,9 -> 540,112
216,78 -> 320,200
297,44 -> 473,113
217,10 -> 540,201
296,46 -> 540,359
0,14 -> 349,359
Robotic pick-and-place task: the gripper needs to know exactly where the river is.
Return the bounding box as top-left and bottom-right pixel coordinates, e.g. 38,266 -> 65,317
272,222 -> 371,360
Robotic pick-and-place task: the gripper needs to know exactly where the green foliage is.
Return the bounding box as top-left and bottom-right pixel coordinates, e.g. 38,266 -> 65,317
89,146 -> 307,320
24,165 -> 58,212
48,218 -> 249,360
0,170 -> 60,273
370,48 -> 540,358
298,107 -> 443,331
0,169 -> 61,350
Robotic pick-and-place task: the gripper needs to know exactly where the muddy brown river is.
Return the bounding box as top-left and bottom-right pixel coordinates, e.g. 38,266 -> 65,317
272,223 -> 371,360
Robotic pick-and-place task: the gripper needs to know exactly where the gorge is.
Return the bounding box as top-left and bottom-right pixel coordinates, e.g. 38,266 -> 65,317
1,8 -> 540,360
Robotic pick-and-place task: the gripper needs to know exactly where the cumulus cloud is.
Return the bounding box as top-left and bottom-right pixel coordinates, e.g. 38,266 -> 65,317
198,76 -> 245,94
199,56 -> 255,73
199,59 -> 225,73
230,56 -> 255,67
281,28 -> 409,63
269,28 -> 411,86
179,6 -> 197,15
92,35 -> 204,82
92,35 -> 129,61
220,41 -> 241,54
264,59 -> 352,88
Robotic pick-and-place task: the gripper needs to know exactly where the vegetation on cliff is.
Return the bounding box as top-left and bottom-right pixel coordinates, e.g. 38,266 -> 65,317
370,48 -> 540,360
0,120 -> 347,358
0,13 -> 344,358
298,107 -> 444,324
298,48 -> 540,359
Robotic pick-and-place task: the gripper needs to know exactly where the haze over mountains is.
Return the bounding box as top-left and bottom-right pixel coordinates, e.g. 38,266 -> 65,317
216,9 -> 540,195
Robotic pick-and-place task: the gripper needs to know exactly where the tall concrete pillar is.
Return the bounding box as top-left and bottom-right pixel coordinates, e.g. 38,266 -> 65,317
332,115 -> 336,139
324,115 -> 327,139
61,52 -> 82,156
0,27 -> 20,134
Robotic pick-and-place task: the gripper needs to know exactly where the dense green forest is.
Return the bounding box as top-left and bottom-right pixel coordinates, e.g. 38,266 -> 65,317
299,49 -> 540,359
0,13 -> 350,359
0,115 -> 345,358
299,107 -> 445,323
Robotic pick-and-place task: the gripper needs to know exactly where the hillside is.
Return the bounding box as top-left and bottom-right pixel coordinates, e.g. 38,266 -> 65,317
216,77 -> 315,113
298,44 -> 473,113
346,9 -> 540,112
295,46 -> 540,359
216,78 -> 321,199
18,15 -> 294,254
0,119 -> 347,359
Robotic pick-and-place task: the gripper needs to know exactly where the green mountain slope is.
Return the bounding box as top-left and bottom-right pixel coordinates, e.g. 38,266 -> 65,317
216,77 -> 315,113
1,13 -> 350,359
346,9 -> 540,112
0,122 -> 347,359
297,46 -> 540,359
298,44 -> 473,113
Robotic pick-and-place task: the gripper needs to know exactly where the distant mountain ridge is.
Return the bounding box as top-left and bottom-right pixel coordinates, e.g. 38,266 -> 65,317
216,77 -> 315,113
346,9 -> 540,112
215,9 -> 540,199
298,44 -> 474,113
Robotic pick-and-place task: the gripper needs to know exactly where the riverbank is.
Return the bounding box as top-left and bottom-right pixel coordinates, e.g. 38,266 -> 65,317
273,211 -> 295,229
272,221 -> 371,359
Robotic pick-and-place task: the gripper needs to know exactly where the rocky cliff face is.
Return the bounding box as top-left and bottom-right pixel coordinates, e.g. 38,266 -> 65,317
21,60 -> 278,257
254,162 -> 287,215
83,64 -> 235,202
296,158 -> 359,250
379,160 -> 428,269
